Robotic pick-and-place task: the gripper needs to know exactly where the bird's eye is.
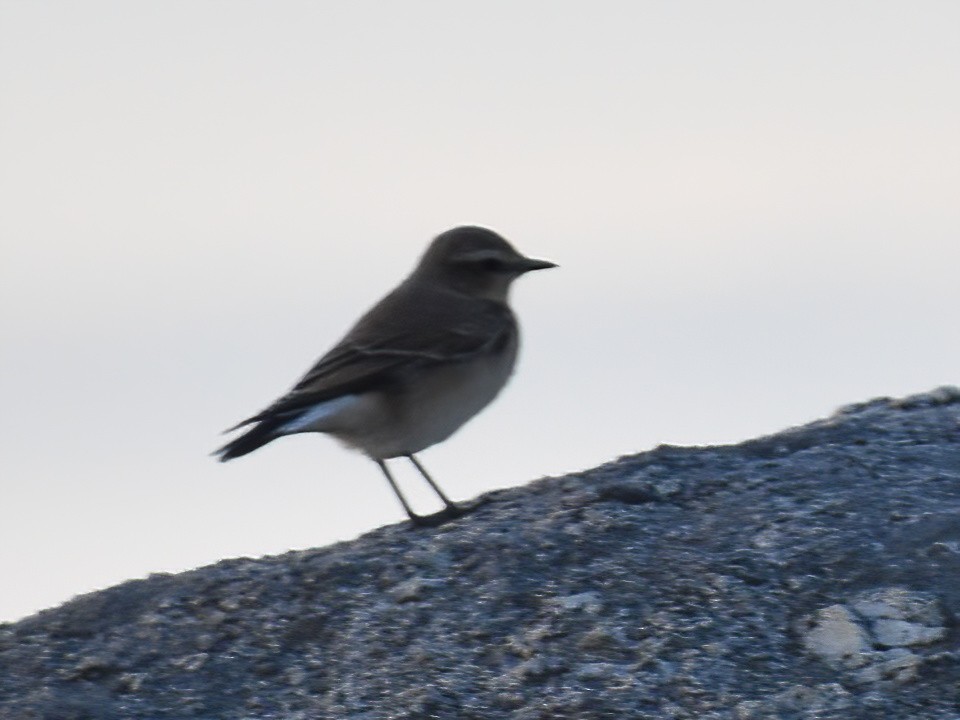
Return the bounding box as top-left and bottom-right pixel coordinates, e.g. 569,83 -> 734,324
479,257 -> 503,272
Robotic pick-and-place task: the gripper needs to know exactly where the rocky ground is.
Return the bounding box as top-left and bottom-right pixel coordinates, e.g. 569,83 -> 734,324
2,388 -> 959,719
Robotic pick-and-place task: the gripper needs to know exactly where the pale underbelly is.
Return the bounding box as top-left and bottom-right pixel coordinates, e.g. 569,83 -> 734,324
331,348 -> 517,459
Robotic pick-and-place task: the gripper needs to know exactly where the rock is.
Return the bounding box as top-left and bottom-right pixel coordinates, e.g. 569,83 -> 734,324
854,648 -> 922,684
852,587 -> 947,648
553,591 -> 603,613
390,576 -> 445,603
2,387 -> 960,719
871,619 -> 945,648
801,605 -> 872,667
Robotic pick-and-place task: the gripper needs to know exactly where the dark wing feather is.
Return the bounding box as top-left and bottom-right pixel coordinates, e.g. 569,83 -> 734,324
225,284 -> 515,431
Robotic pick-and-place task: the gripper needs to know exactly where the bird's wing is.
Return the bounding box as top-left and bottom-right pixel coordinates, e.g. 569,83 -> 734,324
227,288 -> 515,430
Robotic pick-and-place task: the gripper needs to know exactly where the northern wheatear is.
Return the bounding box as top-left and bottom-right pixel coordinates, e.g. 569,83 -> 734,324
216,226 -> 556,526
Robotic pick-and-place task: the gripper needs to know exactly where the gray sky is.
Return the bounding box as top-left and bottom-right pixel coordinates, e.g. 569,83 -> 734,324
2,0 -> 958,622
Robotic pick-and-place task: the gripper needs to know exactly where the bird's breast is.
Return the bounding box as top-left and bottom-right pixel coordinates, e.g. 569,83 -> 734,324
353,331 -> 519,458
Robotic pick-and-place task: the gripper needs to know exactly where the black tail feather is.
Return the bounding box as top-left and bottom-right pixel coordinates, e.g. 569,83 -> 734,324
214,419 -> 283,462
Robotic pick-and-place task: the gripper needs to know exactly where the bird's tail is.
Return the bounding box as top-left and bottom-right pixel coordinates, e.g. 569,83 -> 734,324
215,396 -> 347,461
214,419 -> 283,462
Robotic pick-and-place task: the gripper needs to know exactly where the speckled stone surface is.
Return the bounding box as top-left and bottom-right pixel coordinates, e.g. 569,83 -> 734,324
2,388 -> 959,719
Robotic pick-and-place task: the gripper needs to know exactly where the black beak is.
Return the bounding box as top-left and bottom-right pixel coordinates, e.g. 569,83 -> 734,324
514,256 -> 558,273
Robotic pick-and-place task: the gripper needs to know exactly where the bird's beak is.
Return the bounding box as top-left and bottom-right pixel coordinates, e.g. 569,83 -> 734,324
514,256 -> 558,273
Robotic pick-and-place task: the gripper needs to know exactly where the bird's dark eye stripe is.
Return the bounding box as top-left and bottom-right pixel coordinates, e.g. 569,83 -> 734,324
479,257 -> 504,271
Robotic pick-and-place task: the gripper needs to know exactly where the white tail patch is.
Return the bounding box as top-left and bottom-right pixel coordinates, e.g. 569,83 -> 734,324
279,395 -> 359,434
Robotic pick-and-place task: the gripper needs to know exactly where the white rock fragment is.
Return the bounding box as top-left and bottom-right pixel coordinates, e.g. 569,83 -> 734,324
802,605 -> 872,667
802,588 -> 947,684
851,587 -> 943,625
851,587 -> 945,647
574,662 -> 634,684
391,576 -> 445,602
751,527 -> 781,549
871,618 -> 945,648
553,591 -> 603,613
854,648 -> 920,684
653,477 -> 682,496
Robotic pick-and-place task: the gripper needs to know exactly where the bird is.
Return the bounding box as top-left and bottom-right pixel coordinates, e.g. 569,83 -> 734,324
215,226 -> 556,526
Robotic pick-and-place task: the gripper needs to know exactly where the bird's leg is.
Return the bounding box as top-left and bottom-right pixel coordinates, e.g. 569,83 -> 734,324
406,454 -> 463,518
375,459 -> 425,523
375,457 -> 466,527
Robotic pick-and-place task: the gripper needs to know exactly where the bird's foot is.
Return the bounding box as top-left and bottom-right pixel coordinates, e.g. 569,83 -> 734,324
406,497 -> 493,528
408,505 -> 463,528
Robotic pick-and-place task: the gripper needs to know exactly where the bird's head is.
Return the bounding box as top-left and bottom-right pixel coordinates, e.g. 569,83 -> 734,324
414,226 -> 556,301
